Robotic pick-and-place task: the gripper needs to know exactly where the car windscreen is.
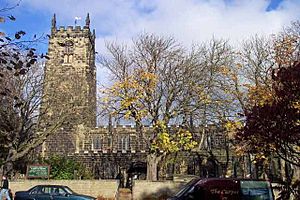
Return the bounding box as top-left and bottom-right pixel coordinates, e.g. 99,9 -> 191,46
174,178 -> 200,197
63,186 -> 75,194
240,181 -> 273,200
29,186 -> 41,194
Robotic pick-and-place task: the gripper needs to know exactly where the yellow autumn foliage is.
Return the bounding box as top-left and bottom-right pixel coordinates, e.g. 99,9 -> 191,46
224,120 -> 243,139
292,101 -> 300,112
219,65 -> 231,75
247,84 -> 274,107
274,35 -> 298,67
151,120 -> 198,154
102,68 -> 158,121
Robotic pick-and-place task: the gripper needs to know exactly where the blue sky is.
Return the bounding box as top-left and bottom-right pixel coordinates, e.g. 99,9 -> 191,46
1,0 -> 300,85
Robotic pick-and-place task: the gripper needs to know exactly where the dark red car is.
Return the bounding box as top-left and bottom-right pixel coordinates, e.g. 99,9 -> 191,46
168,178 -> 274,200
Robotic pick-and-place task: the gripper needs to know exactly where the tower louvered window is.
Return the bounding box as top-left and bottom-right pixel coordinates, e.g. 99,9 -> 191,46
63,40 -> 74,63
93,136 -> 102,150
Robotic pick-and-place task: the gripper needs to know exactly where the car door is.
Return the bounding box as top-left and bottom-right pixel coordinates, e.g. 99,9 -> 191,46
29,186 -> 51,200
26,186 -> 41,200
51,187 -> 69,200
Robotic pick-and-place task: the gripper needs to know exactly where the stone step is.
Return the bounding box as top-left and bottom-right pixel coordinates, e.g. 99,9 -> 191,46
118,188 -> 132,200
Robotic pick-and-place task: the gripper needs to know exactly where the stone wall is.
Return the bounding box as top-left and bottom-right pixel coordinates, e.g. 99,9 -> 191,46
132,180 -> 185,200
10,179 -> 183,200
10,180 -> 118,199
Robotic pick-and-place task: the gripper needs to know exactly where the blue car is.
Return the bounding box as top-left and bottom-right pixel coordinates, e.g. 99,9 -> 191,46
14,185 -> 96,200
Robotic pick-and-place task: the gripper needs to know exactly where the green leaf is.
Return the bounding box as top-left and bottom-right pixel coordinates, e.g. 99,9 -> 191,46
14,61 -> 23,69
15,33 -> 21,39
1,52 -> 9,57
15,31 -> 26,39
0,58 -> 7,64
29,58 -> 37,65
8,15 -> 16,21
19,69 -> 27,75
27,50 -> 34,57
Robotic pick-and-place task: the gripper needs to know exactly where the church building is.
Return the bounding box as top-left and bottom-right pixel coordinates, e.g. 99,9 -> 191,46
39,14 -> 267,181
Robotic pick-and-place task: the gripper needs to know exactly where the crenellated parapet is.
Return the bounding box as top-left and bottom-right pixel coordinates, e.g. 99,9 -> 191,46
70,124 -> 226,157
51,13 -> 95,38
49,14 -> 95,54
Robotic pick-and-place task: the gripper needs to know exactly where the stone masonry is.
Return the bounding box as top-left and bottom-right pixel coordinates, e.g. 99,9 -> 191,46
41,14 -> 96,156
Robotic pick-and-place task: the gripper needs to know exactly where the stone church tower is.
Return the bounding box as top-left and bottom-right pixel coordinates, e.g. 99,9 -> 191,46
41,14 -> 96,156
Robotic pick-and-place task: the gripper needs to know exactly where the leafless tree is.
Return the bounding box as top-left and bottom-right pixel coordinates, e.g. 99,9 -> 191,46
100,34 -> 204,180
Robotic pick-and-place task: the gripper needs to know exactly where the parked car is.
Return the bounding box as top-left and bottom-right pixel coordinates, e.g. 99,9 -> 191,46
14,185 -> 96,200
168,178 -> 274,200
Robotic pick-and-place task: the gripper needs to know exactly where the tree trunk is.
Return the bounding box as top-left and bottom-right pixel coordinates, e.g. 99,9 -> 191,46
222,138 -> 230,177
146,153 -> 164,181
0,165 -> 3,178
196,153 -> 203,177
2,148 -> 15,176
171,152 -> 178,176
1,161 -> 13,177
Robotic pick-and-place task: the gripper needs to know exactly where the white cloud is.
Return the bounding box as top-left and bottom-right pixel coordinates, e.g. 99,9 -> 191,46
23,0 -> 300,45
22,0 -> 300,85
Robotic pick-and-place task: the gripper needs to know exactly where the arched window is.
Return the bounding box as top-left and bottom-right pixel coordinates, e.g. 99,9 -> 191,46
119,135 -> 130,151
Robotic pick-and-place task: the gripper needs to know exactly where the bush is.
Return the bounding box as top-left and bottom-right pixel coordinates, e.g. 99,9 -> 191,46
39,155 -> 93,179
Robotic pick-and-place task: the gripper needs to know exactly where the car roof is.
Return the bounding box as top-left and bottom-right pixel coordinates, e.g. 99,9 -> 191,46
196,178 -> 270,182
31,185 -> 69,189
190,177 -> 269,184
194,178 -> 271,187
35,185 -> 67,187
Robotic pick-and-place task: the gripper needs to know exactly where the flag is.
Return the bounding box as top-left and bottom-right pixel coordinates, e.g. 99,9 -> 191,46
74,16 -> 81,25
